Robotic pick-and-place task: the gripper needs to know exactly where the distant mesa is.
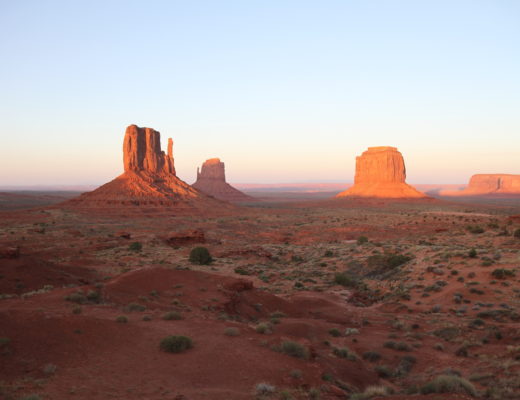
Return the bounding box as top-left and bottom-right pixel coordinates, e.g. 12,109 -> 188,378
441,174 -> 520,196
65,125 -> 230,212
192,158 -> 253,203
336,146 -> 427,198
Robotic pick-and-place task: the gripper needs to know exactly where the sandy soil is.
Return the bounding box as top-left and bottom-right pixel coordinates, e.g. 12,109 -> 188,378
0,193 -> 519,400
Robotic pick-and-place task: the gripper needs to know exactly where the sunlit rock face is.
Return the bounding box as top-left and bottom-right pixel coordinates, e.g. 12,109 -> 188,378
442,174 -> 520,196
123,125 -> 175,175
336,146 -> 426,198
64,125 -> 231,212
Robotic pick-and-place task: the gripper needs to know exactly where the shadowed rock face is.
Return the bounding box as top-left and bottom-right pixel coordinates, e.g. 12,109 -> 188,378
336,146 -> 426,198
192,158 -> 253,203
123,125 -> 175,175
442,174 -> 520,196
196,158 -> 225,181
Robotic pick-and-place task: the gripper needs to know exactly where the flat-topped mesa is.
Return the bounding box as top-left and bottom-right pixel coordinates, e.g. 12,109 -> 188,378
123,125 -> 175,175
354,146 -> 406,185
193,158 -> 253,203
442,174 -> 520,196
336,146 -> 426,198
196,158 -> 226,181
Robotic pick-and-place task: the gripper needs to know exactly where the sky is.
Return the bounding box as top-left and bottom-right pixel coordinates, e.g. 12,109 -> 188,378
0,0 -> 519,186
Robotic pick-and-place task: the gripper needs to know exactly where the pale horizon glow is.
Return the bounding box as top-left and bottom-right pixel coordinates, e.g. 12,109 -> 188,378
1,1 -> 519,187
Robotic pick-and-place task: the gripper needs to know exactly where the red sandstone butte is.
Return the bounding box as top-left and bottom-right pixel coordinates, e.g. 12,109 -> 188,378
441,174 -> 520,196
64,125 -> 230,212
336,146 -> 426,198
192,158 -> 253,203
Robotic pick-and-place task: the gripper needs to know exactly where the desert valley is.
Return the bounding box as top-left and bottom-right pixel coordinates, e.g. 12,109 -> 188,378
1,125 -> 519,400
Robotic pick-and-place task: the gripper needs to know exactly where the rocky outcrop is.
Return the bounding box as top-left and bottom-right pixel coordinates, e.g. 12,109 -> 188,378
192,158 -> 253,203
64,125 -> 232,213
163,230 -> 206,247
123,125 -> 175,175
441,174 -> 520,196
336,146 -> 426,198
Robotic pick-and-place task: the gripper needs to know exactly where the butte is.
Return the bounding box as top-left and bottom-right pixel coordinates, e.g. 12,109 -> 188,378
336,146 -> 426,198
192,158 -> 253,203
64,125 -> 231,213
441,174 -> 520,196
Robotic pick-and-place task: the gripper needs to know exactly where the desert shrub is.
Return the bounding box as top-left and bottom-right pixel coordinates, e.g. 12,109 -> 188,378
324,250 -> 334,257
72,306 -> 82,314
468,248 -> 477,258
351,385 -> 391,400
491,268 -> 515,279
420,375 -> 477,396
384,341 -> 411,351
129,241 -> 142,251
162,311 -> 182,320
375,365 -> 393,378
0,337 -> 10,346
334,272 -> 360,288
290,369 -> 302,379
333,346 -> 357,360
345,327 -> 359,336
42,363 -> 57,375
254,382 -> 276,396
189,246 -> 212,265
126,303 -> 146,312
433,326 -> 459,341
65,291 -> 87,304
513,228 -> 520,238
160,335 -> 192,353
395,355 -> 416,377
19,395 -> 42,400
116,315 -> 128,323
280,341 -> 309,359
270,311 -> 286,318
362,351 -> 381,362
224,327 -> 240,336
256,323 -> 272,334
466,225 -> 484,234
357,236 -> 369,245
234,267 -> 250,275
366,253 -> 412,275
329,328 -> 341,337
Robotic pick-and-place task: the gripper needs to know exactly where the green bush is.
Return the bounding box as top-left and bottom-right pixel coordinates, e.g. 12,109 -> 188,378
468,248 -> 477,258
491,268 -> 515,279
129,242 -> 142,251
116,315 -> 128,323
362,351 -> 381,362
333,346 -> 357,360
334,272 -> 360,288
420,375 -> 477,397
357,236 -> 369,245
513,228 -> 520,238
328,328 -> 341,337
189,247 -> 212,265
224,327 -> 240,336
466,225 -> 484,234
160,335 -> 193,353
280,340 -> 309,359
162,311 -> 182,320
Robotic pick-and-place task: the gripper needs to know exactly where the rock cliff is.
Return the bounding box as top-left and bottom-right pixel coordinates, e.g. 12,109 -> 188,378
336,147 -> 426,198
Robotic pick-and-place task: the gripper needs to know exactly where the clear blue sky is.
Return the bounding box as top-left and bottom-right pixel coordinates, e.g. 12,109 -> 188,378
1,0 -> 519,186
